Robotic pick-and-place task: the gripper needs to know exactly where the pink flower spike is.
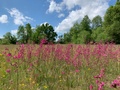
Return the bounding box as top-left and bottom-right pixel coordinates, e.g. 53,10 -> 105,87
30,63 -> 33,67
111,79 -> 120,88
98,82 -> 105,90
96,80 -> 100,84
61,71 -> 65,74
7,53 -> 12,57
6,69 -> 11,73
101,82 -> 105,86
13,56 -> 17,59
89,84 -> 93,90
75,69 -> 79,73
94,75 -> 101,79
6,59 -> 10,62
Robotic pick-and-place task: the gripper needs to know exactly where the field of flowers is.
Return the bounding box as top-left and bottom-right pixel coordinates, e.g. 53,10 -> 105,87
0,42 -> 120,90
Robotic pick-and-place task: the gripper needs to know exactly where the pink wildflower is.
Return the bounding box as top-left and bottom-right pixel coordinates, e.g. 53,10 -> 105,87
6,69 -> 11,73
98,82 -> 105,90
30,63 -> 33,67
75,69 -> 79,73
94,68 -> 105,79
6,59 -> 10,62
96,80 -> 100,84
7,53 -> 12,57
17,53 -> 22,59
13,55 -> 17,59
61,71 -> 65,74
111,79 -> 120,88
89,84 -> 93,90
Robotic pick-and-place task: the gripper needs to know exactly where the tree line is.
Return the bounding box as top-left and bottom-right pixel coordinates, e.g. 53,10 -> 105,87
0,23 -> 57,44
0,1 -> 120,44
58,1 -> 120,44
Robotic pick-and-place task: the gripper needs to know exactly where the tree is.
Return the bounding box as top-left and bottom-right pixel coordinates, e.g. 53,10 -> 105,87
57,35 -> 64,44
92,15 -> 102,30
80,15 -> 91,33
41,23 -> 57,42
108,21 -> 120,43
77,30 -> 91,44
10,35 -> 17,44
91,27 -> 103,42
91,27 -> 111,43
63,32 -> 71,44
17,25 -> 26,43
103,2 -> 120,43
117,0 -> 120,2
32,25 -> 43,43
64,16 -> 91,44
3,32 -> 11,44
69,22 -> 80,43
25,23 -> 32,43
34,23 -> 57,43
3,32 -> 17,44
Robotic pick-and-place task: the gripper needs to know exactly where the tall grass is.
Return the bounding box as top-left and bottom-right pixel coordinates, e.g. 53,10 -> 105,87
0,42 -> 120,90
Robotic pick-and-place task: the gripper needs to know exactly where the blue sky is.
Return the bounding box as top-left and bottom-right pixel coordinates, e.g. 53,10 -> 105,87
0,0 -> 116,38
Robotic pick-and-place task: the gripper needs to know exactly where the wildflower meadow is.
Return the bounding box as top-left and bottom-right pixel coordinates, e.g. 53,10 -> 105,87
0,42 -> 120,90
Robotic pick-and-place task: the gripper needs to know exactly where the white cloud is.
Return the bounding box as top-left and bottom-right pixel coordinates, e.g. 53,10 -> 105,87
47,0 -> 63,13
0,36 -> 3,39
7,8 -> 33,25
58,13 -> 65,18
11,29 -> 18,35
48,0 -> 109,34
0,15 -> 8,23
55,10 -> 83,34
62,0 -> 80,10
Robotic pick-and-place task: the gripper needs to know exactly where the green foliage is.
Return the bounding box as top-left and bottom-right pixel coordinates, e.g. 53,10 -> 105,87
16,23 -> 57,44
17,25 -> 26,44
69,23 -> 80,43
80,15 -> 91,33
103,2 -> 120,43
63,15 -> 91,44
41,23 -> 57,43
91,27 -> 110,43
92,15 -> 102,30
0,39 -> 10,44
57,35 -> 64,44
0,39 -> 2,44
77,30 -> 91,44
9,35 -> 17,44
108,21 -> 120,43
63,33 -> 71,44
96,31 -> 111,43
3,32 -> 12,42
25,23 -> 32,43
3,32 -> 17,44
34,23 -> 57,43
62,2 -> 120,44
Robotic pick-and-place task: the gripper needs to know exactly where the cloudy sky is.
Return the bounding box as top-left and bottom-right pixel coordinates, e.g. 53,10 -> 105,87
0,0 -> 116,38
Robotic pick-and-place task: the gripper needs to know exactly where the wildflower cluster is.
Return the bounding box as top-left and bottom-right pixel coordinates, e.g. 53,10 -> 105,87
111,76 -> 120,88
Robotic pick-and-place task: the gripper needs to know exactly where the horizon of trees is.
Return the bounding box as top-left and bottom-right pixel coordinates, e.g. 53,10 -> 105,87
0,23 -> 57,44
58,1 -> 120,44
0,1 -> 120,44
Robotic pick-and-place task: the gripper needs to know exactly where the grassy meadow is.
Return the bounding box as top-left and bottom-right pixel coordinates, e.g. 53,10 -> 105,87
0,43 -> 120,90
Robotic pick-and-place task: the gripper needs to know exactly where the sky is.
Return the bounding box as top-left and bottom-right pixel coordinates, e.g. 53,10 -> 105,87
0,0 -> 116,38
